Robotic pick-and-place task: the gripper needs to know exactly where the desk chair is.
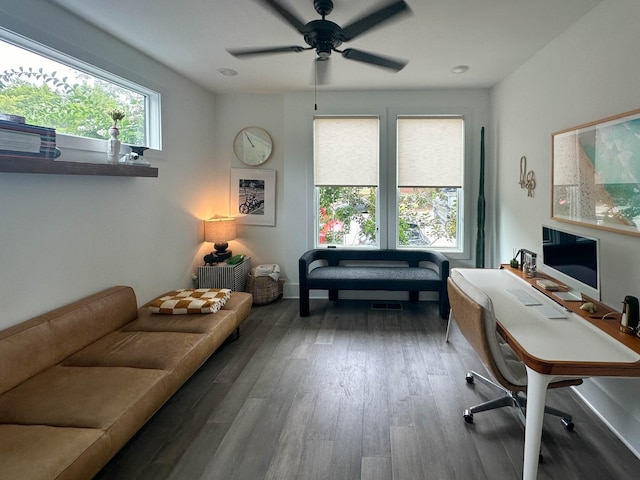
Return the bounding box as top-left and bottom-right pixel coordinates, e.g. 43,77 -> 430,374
446,271 -> 582,431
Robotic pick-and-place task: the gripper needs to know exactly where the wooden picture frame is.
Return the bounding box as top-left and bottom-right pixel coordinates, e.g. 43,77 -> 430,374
551,108 -> 640,236
230,168 -> 276,226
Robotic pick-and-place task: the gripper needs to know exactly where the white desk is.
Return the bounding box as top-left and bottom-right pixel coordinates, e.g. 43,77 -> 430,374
454,267 -> 640,480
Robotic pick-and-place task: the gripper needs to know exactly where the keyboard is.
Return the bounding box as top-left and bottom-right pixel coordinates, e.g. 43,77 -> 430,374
534,304 -> 567,319
507,289 -> 542,306
507,289 -> 568,318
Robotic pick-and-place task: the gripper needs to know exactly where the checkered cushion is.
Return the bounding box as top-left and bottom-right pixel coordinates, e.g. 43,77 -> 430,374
149,288 -> 231,314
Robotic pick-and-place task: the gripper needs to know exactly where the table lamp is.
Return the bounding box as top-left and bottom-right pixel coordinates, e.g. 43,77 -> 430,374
204,217 -> 236,264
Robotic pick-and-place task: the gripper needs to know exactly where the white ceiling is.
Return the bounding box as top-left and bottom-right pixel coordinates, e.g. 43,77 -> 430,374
50,0 -> 602,94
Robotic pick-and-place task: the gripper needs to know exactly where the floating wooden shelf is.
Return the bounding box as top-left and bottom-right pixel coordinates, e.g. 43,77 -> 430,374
0,155 -> 158,177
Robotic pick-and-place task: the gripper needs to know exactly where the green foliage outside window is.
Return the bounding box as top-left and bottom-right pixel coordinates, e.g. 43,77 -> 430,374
318,186 -> 458,247
0,67 -> 145,145
398,188 -> 458,246
319,186 -> 377,245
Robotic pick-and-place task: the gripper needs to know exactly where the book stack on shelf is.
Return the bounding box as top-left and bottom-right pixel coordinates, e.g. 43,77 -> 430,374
0,113 -> 60,160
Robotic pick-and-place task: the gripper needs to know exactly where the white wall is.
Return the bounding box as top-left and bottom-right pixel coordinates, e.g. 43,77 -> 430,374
0,1 -> 221,327
491,0 -> 640,457
212,90 -> 491,297
211,89 -> 490,296
212,94 -> 286,269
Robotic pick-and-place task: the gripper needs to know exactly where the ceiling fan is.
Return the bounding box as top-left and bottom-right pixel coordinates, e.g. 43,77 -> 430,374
226,0 -> 412,84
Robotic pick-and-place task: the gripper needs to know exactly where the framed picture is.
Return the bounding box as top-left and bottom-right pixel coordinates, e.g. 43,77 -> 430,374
230,168 -> 276,226
552,108 -> 640,237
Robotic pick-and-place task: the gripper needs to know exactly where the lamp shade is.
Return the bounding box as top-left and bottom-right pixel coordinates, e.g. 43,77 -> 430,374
204,217 -> 236,244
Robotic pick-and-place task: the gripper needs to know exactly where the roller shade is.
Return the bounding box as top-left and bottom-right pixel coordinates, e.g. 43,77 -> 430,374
314,116 -> 379,186
397,116 -> 464,188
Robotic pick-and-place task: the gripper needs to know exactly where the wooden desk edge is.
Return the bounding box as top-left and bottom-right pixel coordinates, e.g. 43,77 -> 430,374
498,264 -> 640,373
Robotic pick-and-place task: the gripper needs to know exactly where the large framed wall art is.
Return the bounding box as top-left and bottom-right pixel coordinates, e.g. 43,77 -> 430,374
552,108 -> 640,237
230,168 -> 276,226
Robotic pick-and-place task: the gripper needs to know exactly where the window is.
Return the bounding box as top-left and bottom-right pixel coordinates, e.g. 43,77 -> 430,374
313,114 -> 464,251
397,116 -> 464,249
314,116 -> 379,247
0,30 -> 161,150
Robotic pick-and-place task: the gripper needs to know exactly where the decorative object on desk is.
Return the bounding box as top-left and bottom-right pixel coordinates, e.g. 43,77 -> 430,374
230,168 -> 277,226
476,126 -> 486,268
580,302 -> 597,314
522,250 -> 537,278
510,249 -> 521,269
204,217 -> 237,264
518,155 -> 536,197
517,248 -> 537,272
552,108 -> 640,237
536,279 -> 559,291
106,109 -> 125,164
233,126 -> 273,166
620,295 -> 639,334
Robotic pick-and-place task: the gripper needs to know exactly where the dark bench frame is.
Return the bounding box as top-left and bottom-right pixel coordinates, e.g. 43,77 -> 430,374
299,248 -> 450,318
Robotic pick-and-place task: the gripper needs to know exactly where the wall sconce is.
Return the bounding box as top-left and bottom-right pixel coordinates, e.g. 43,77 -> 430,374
203,217 -> 236,264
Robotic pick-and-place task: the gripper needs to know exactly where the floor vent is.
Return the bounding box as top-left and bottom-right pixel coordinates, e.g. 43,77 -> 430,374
371,302 -> 403,311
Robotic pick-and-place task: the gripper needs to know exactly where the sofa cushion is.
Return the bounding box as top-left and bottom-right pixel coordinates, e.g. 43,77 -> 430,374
61,331 -> 213,381
306,266 -> 441,290
0,286 -> 138,396
148,288 -> 231,314
221,292 -> 253,328
124,308 -> 236,335
0,365 -> 174,448
0,424 -> 111,480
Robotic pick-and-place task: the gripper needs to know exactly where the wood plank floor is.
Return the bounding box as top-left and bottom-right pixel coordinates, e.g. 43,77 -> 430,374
95,299 -> 640,480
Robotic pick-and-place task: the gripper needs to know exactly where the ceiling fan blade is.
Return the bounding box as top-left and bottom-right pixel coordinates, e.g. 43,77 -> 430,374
256,0 -> 310,34
227,45 -> 309,57
339,0 -> 411,41
341,48 -> 407,71
314,57 -> 330,85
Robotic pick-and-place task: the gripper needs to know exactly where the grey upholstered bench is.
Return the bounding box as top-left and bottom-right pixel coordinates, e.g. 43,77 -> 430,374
298,248 -> 450,318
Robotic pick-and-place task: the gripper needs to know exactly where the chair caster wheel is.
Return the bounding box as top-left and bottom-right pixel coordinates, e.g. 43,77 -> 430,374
463,410 -> 474,424
465,373 -> 474,384
562,418 -> 575,431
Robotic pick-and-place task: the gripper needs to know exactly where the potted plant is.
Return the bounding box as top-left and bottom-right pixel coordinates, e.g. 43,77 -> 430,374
107,108 -> 125,132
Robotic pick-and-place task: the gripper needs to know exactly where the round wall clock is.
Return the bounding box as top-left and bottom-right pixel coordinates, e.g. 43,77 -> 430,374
233,126 -> 273,166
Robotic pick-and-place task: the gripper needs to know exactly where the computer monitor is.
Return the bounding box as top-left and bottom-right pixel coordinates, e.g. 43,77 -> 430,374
541,225 -> 600,300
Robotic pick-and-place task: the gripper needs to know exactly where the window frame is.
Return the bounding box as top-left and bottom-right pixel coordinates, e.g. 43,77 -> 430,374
395,115 -> 465,253
0,27 -> 162,154
313,114 -> 383,249
312,110 -> 470,256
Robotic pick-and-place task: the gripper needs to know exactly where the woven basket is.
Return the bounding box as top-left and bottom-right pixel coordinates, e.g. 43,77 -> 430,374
246,271 -> 284,305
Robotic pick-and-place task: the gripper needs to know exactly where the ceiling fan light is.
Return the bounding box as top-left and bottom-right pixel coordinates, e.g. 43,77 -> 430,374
451,65 -> 469,74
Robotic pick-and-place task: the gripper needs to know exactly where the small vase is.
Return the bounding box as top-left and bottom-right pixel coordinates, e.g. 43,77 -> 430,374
107,126 -> 121,164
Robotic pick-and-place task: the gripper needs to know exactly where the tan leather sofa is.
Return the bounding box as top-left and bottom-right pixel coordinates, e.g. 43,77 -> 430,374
0,285 -> 252,480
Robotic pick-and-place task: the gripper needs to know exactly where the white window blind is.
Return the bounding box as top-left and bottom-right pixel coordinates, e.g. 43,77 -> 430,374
314,116 -> 379,186
397,116 -> 463,188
